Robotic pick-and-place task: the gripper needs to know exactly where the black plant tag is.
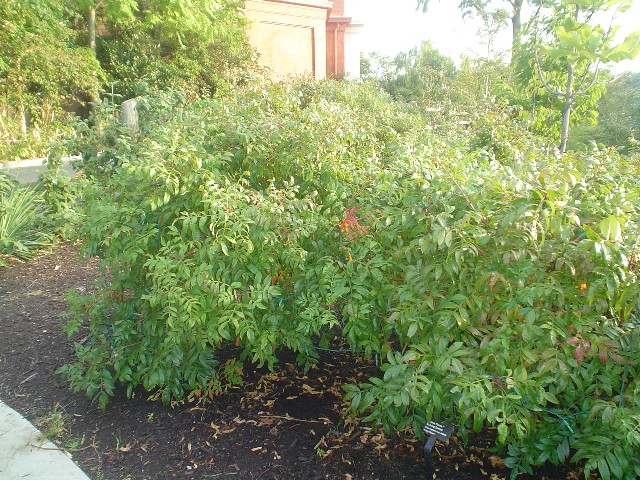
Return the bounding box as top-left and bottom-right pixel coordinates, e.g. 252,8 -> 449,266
422,422 -> 454,479
422,421 -> 454,442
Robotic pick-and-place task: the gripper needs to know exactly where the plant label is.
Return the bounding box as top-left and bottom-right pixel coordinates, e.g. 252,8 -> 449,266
422,422 -> 454,479
422,421 -> 453,442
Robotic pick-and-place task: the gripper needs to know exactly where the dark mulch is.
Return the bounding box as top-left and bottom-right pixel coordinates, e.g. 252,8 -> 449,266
0,244 -> 590,479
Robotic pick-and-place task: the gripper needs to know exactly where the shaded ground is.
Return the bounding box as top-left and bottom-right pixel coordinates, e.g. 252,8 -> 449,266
0,244 -> 592,479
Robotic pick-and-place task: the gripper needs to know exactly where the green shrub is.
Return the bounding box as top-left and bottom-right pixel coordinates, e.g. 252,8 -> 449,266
33,145 -> 87,238
59,80 -> 640,479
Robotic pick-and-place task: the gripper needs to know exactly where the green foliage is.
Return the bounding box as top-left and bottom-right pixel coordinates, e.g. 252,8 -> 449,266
452,57 -> 517,112
0,170 -> 17,195
35,147 -> 87,238
59,80 -> 421,407
342,144 -> 640,479
512,38 -> 605,143
0,174 -> 56,264
74,0 -> 137,23
0,0 -> 254,161
468,101 -> 540,160
587,72 -> 640,152
60,81 -> 640,478
377,41 -> 457,107
95,0 -> 253,99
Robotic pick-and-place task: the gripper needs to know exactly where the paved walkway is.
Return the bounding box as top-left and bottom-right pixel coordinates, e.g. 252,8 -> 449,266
0,399 -> 90,480
0,156 -> 78,184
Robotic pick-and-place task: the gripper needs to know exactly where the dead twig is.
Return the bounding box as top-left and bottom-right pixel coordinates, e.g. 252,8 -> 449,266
257,413 -> 331,425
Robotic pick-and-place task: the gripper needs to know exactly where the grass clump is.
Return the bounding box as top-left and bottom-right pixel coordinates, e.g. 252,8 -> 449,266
0,170 -> 55,265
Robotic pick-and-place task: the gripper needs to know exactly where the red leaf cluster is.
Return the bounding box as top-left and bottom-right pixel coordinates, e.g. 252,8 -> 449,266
567,337 -> 626,366
567,337 -> 591,366
338,207 -> 370,241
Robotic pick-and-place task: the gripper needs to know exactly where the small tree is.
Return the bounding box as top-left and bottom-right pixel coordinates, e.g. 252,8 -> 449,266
526,0 -> 640,152
95,0 -> 253,99
74,0 -> 137,52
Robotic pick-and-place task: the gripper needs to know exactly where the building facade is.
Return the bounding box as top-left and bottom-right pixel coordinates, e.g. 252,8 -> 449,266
244,0 -> 363,80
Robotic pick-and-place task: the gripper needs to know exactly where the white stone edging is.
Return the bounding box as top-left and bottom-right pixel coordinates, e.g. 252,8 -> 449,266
0,155 -> 80,170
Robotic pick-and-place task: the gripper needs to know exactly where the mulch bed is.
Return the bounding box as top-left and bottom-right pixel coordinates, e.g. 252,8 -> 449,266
0,244 -> 591,479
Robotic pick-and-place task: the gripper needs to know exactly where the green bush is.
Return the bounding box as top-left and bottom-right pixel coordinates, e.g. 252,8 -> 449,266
60,81 -> 640,479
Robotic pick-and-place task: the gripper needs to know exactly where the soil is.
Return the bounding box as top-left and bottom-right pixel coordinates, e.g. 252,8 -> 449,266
0,244 -> 592,480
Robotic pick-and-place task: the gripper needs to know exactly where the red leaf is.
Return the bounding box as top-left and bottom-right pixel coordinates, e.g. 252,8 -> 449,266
609,352 -> 625,365
598,348 -> 608,363
567,337 -> 580,345
574,345 -> 584,365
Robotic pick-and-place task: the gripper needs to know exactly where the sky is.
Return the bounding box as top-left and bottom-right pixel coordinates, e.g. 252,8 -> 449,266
356,0 -> 640,74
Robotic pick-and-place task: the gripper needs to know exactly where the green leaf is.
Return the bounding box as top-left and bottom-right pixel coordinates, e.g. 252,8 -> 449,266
497,423 -> 508,444
599,216 -> 622,242
351,391 -> 362,410
598,457 -> 611,480
605,451 -> 622,479
407,322 -> 419,338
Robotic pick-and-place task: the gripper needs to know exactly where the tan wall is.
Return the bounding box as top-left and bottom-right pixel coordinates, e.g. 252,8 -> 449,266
244,0 -> 332,80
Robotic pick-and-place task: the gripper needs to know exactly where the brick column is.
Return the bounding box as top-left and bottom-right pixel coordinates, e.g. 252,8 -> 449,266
326,16 -> 352,78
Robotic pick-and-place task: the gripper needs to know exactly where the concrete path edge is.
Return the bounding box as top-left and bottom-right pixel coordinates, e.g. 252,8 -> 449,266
0,399 -> 91,480
0,155 -> 79,170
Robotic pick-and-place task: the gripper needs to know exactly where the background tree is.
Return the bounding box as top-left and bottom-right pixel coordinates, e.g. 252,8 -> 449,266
93,0 -> 253,99
0,0 -> 102,157
360,42 -> 458,114
73,0 -> 137,52
416,0 -> 526,52
576,72 -> 640,151
0,0 -> 254,160
382,41 -> 457,107
452,57 -> 515,111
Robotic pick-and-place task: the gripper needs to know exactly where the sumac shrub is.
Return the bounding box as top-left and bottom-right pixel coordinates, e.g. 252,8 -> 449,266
60,80 -> 640,479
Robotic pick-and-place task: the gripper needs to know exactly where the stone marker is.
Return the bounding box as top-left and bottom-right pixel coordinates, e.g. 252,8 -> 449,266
121,98 -> 139,134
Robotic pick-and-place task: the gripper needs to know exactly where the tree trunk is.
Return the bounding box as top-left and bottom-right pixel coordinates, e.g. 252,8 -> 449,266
559,5 -> 580,154
87,5 -> 100,120
88,7 -> 97,52
511,0 -> 523,48
559,63 -> 574,153
508,0 -> 524,66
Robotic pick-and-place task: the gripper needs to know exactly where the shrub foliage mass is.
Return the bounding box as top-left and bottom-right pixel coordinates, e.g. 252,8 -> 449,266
60,81 -> 640,480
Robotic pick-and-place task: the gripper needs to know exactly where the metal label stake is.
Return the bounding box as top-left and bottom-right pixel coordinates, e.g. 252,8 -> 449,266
422,421 -> 454,479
